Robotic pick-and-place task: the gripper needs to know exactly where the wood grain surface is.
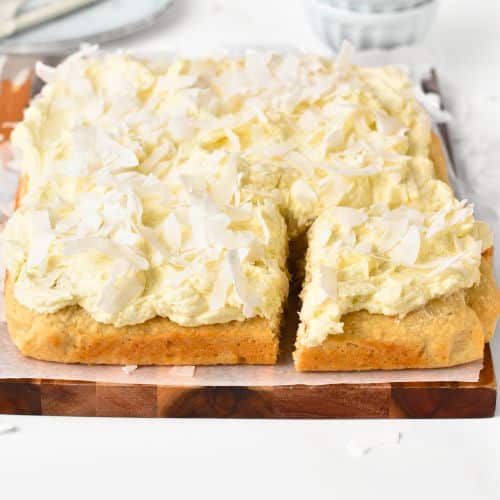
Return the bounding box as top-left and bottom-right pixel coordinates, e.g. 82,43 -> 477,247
0,345 -> 495,418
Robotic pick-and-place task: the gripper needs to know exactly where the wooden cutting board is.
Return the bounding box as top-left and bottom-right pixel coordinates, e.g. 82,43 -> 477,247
0,345 -> 495,418
0,68 -> 496,418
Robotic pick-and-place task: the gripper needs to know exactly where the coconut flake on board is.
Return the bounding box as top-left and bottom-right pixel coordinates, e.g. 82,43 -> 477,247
122,365 -> 138,375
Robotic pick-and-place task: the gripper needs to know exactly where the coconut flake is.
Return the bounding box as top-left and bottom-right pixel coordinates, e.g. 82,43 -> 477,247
257,142 -> 294,159
64,237 -> 149,270
448,203 -> 473,226
225,128 -> 241,152
122,365 -> 138,375
156,74 -> 198,92
320,162 -> 386,177
114,229 -> 140,246
323,127 -> 344,156
185,205 -> 207,249
26,211 -> 54,272
331,207 -> 367,232
377,218 -> 409,252
427,253 -> 466,277
245,51 -> 273,88
35,61 -> 56,83
256,203 -> 271,245
209,256 -> 232,311
286,151 -> 314,177
425,212 -> 446,240
227,249 -> 260,317
206,213 -> 254,249
98,260 -> 144,314
0,423 -> 16,436
141,141 -> 173,172
320,265 -> 337,299
140,226 -> 167,266
375,111 -> 403,135
168,114 -> 194,141
12,68 -> 32,88
389,225 -> 421,266
163,264 -> 196,287
291,179 -> 317,207
163,213 -> 182,252
275,53 -> 299,84
210,156 -> 238,206
346,432 -> 402,458
336,41 -> 354,73
96,129 -> 139,171
298,110 -> 319,131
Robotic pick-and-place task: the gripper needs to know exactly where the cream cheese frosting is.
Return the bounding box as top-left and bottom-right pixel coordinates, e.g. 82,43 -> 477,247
3,146 -> 289,327
1,44 -> 485,329
298,201 -> 493,347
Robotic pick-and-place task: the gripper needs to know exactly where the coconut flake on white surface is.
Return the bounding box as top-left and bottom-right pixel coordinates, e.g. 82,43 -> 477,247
346,432 -> 402,458
0,422 -> 16,436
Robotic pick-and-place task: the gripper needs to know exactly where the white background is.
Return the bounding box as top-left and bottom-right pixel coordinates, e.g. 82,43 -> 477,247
2,1 -> 500,499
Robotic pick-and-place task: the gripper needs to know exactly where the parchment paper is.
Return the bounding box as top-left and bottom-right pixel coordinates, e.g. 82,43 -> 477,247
0,323 -> 483,386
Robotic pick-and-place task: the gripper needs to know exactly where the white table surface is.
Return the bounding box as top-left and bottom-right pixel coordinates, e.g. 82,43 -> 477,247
2,1 -> 500,499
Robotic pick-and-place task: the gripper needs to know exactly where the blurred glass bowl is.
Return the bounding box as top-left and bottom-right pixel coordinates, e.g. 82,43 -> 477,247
316,0 -> 432,13
306,0 -> 438,51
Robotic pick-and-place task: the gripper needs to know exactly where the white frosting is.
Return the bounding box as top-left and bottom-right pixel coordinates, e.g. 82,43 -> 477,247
1,46 -> 481,329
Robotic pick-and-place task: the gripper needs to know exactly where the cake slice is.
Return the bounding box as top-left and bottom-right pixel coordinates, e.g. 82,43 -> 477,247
4,153 -> 289,366
4,275 -> 282,365
294,201 -> 499,371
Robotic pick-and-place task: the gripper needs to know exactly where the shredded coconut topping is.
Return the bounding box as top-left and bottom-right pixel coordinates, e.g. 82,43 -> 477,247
298,201 -> 492,347
0,47 -> 490,331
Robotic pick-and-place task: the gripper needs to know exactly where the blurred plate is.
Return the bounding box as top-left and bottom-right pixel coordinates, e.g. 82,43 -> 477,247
0,0 -> 175,54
